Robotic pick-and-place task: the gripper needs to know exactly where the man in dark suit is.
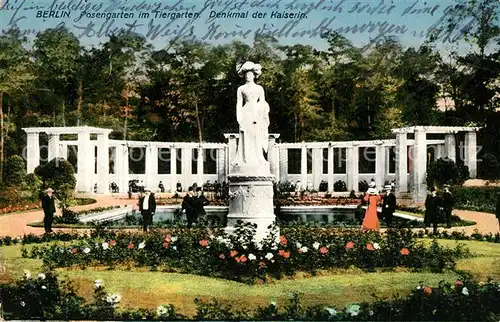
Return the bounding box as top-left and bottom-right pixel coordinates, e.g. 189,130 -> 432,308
39,187 -> 56,233
194,187 -> 210,221
182,187 -> 196,228
382,185 -> 397,228
138,190 -> 156,232
442,184 -> 454,228
425,186 -> 442,234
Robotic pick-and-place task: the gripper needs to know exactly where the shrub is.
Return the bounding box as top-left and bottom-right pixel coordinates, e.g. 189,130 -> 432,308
34,158 -> 76,203
334,180 -> 347,192
478,152 -> 500,179
2,155 -> 26,186
426,157 -> 469,188
451,186 -> 500,213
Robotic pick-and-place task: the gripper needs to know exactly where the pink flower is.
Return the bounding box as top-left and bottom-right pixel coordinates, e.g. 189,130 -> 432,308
199,240 -> 209,247
163,235 -> 172,243
366,243 -> 375,251
346,241 -> 355,249
282,251 -> 290,259
128,243 -> 134,249
109,240 -> 117,247
455,280 -> 464,287
71,248 -> 78,254
230,250 -> 238,257
240,255 -> 248,262
279,235 -> 288,246
162,242 -> 169,248
400,248 -> 410,255
219,254 -> 225,259
319,246 -> 328,254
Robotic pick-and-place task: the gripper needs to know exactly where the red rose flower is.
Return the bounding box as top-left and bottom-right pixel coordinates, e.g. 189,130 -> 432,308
240,255 -> 248,262
128,243 -> 134,249
110,240 -> 117,247
455,280 -> 464,287
346,241 -> 355,249
279,235 -> 288,246
424,286 -> 432,295
278,249 -> 285,256
283,251 -> 290,259
230,250 -> 238,257
162,242 -> 169,248
319,246 -> 328,254
164,235 -> 172,242
199,240 -> 209,247
366,243 -> 375,251
71,248 -> 78,254
235,256 -> 241,263
400,248 -> 410,255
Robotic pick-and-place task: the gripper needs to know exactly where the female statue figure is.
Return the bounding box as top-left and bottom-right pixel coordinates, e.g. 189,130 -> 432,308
234,61 -> 270,171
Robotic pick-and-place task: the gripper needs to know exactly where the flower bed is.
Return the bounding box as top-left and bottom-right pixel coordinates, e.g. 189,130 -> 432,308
451,186 -> 500,213
23,225 -> 470,283
0,271 -> 499,320
155,197 -> 228,206
0,198 -> 97,215
276,196 -> 361,207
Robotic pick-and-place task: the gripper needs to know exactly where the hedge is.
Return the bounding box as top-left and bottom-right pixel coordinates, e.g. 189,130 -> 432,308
451,186 -> 500,213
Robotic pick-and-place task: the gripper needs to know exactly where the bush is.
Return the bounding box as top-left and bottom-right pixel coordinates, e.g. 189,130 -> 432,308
426,157 -> 469,188
34,158 -> 76,203
451,186 -> 500,213
334,180 -> 347,192
3,155 -> 26,186
478,152 -> 500,179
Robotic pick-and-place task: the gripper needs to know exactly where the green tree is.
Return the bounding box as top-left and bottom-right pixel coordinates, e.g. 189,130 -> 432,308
34,158 -> 76,203
2,155 -> 26,186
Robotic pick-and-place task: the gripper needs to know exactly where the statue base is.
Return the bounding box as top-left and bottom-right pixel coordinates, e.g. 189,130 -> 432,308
225,174 -> 279,244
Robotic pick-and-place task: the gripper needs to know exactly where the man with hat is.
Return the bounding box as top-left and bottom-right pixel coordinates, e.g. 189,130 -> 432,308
39,187 -> 56,233
182,186 -> 196,228
138,190 -> 156,232
425,186 -> 442,234
442,184 -> 454,228
193,187 -> 210,222
382,184 -> 397,228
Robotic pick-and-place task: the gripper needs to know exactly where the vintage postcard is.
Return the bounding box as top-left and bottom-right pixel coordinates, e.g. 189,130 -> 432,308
0,0 -> 499,320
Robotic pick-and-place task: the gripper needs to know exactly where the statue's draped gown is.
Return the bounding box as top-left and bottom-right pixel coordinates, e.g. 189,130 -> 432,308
236,83 -> 269,167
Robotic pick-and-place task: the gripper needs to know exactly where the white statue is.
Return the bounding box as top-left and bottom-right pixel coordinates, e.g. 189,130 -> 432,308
234,61 -> 270,171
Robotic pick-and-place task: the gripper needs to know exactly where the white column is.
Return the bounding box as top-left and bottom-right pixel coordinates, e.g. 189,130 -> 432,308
444,133 -> 456,161
77,132 -> 92,192
279,146 -> 288,183
412,129 -> 427,201
347,145 -> 359,192
59,143 -> 68,160
465,131 -> 477,178
217,147 -> 226,183
96,133 -> 109,194
26,132 -> 40,173
47,133 -> 60,162
312,148 -> 322,190
375,143 -> 386,188
182,147 -> 192,190
114,144 -> 125,192
224,134 -> 238,173
436,144 -> 443,160
300,145 -> 307,188
170,147 -> 177,192
268,135 -> 279,177
146,145 -> 158,191
327,145 -> 334,192
197,147 -> 204,186
395,133 -> 408,193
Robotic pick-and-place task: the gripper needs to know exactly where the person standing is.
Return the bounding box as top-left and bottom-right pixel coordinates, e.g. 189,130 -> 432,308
425,187 -> 442,234
382,185 -> 397,228
39,187 -> 56,234
442,184 -> 454,228
362,182 -> 381,232
139,190 -> 156,232
158,181 -> 165,193
194,187 -> 210,221
182,187 -> 196,228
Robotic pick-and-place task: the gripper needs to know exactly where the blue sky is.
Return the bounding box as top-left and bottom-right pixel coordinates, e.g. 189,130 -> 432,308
0,0 -> 473,54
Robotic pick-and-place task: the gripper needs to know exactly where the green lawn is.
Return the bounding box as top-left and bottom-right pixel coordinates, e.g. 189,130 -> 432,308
1,239 -> 499,317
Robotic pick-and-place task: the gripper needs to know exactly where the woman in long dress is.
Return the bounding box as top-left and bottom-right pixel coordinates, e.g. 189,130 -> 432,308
362,182 -> 381,231
234,61 -> 270,169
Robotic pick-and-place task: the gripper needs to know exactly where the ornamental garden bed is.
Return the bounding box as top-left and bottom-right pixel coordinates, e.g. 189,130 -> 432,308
0,198 -> 96,215
22,226 -> 470,284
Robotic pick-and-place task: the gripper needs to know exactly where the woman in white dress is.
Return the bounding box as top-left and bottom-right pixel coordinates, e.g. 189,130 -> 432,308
235,61 -> 270,170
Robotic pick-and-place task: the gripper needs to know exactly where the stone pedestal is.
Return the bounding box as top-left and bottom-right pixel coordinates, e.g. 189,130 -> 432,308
225,175 -> 278,243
